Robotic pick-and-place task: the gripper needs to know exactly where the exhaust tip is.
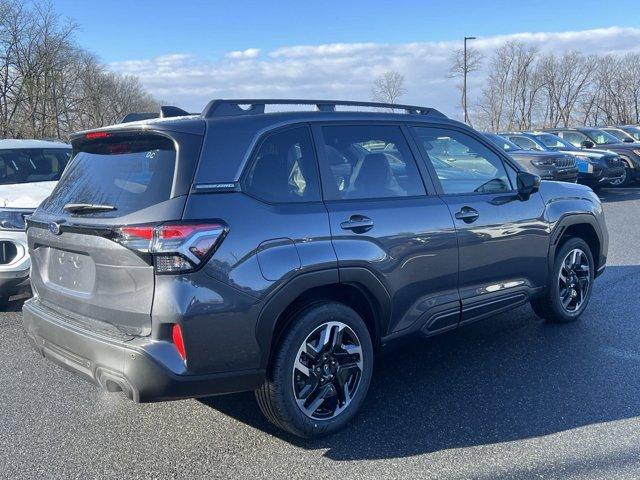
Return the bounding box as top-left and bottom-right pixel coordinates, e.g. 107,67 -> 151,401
103,379 -> 123,393
97,369 -> 135,400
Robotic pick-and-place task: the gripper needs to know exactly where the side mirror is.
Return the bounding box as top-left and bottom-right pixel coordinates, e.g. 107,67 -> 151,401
581,140 -> 595,149
517,171 -> 541,200
623,137 -> 634,143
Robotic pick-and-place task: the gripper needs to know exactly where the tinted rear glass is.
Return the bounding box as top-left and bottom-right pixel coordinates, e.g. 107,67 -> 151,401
243,126 -> 321,203
0,148 -> 71,185
319,125 -> 425,200
40,135 -> 176,217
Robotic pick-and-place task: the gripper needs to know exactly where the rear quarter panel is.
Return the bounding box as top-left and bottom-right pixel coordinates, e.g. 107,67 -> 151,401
174,192 -> 337,373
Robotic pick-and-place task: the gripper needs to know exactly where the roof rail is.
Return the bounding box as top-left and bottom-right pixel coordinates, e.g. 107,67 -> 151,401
201,99 -> 447,118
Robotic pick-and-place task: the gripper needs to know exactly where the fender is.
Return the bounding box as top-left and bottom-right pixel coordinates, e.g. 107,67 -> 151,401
547,212 -> 606,276
254,267 -> 392,368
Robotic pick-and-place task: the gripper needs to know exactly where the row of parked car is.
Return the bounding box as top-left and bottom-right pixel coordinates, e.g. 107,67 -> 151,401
483,125 -> 640,190
0,101 -> 628,437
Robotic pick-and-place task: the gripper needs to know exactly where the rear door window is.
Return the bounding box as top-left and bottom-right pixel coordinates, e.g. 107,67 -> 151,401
0,149 -> 71,185
40,135 -> 176,217
318,125 -> 425,200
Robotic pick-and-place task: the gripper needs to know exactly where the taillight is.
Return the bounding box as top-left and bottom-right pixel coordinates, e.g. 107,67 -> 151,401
85,131 -> 110,139
114,222 -> 227,273
172,324 -> 186,361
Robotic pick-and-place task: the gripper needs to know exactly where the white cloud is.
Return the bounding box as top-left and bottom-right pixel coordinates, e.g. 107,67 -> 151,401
109,27 -> 640,120
225,48 -> 261,59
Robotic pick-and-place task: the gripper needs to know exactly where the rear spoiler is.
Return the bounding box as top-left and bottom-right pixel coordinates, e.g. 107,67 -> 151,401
119,106 -> 195,124
120,112 -> 158,123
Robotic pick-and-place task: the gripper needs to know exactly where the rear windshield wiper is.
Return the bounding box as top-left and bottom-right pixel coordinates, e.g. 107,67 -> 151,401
63,203 -> 117,214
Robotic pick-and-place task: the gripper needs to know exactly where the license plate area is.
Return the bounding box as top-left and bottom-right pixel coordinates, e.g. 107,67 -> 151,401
47,248 -> 96,294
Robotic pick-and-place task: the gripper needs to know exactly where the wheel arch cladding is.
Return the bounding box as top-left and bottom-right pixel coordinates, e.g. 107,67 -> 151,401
255,268 -> 390,369
550,214 -> 603,273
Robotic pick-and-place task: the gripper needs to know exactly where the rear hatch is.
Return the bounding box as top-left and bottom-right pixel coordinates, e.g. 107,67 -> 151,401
27,129 -> 203,337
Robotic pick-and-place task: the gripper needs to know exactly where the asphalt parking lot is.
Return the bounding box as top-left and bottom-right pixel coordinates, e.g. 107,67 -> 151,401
2,188 -> 640,480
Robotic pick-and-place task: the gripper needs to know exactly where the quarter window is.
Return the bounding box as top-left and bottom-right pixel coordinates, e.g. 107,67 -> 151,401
412,127 -> 513,195
244,127 -> 320,203
318,125 -> 425,200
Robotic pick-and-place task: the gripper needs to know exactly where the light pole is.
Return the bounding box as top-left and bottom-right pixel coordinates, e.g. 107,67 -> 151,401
463,36 -> 476,124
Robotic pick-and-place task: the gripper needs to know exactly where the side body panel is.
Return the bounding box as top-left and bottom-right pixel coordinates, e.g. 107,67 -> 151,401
311,122 -> 460,337
409,125 -> 551,325
440,191 -> 549,324
324,196 -> 460,335
179,192 -> 336,373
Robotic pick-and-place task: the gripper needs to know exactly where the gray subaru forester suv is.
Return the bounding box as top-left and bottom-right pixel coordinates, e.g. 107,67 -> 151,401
23,100 -> 608,437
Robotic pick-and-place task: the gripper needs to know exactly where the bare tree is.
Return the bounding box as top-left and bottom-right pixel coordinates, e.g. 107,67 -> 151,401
537,51 -> 597,127
0,0 -> 158,139
622,53 -> 640,124
580,53 -> 640,126
448,46 -> 483,123
474,41 -> 640,131
476,41 -> 540,131
371,71 -> 407,105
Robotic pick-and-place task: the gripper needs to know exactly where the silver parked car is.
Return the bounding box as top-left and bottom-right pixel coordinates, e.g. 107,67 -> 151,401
0,139 -> 71,306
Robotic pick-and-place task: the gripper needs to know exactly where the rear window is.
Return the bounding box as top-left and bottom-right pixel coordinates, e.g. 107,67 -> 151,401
0,148 -> 71,185
40,135 -> 176,217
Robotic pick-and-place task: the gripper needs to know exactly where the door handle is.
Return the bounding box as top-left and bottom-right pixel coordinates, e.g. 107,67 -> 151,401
455,207 -> 479,224
340,215 -> 374,233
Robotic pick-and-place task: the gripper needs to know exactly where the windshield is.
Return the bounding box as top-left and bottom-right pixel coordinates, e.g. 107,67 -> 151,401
582,129 -> 620,145
604,129 -> 634,142
533,133 -> 578,151
483,133 -> 521,152
40,135 -> 176,217
0,148 -> 71,185
621,126 -> 640,141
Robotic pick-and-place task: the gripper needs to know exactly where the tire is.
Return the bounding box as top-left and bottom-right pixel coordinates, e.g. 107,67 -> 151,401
608,166 -> 633,187
255,301 -> 374,438
531,237 -> 595,323
0,295 -> 8,310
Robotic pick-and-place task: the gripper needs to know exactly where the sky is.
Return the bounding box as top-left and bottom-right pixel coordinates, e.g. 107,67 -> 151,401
54,0 -> 640,119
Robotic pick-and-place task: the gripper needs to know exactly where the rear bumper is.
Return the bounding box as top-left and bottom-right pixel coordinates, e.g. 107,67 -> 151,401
22,299 -> 264,402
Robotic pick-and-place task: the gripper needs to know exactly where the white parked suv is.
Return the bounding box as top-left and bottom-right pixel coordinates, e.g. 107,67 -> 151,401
0,139 -> 71,306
